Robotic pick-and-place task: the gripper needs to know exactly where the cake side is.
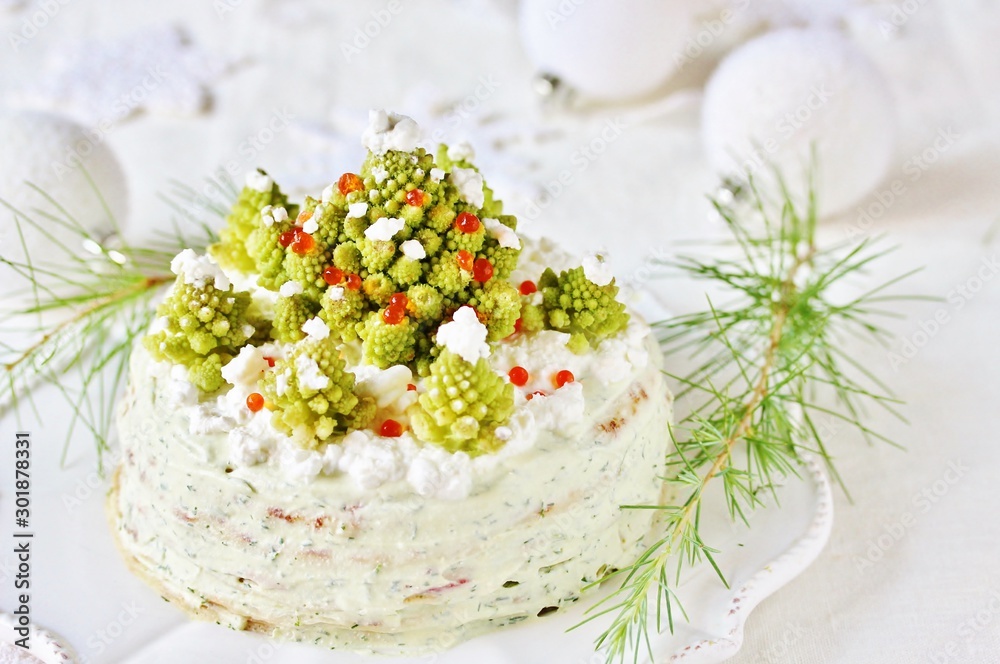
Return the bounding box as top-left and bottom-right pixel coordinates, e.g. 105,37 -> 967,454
110,333 -> 672,655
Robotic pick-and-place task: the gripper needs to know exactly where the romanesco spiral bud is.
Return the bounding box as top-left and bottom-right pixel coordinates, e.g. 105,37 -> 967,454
272,294 -> 321,343
538,266 -> 629,349
260,337 -> 375,445
359,311 -> 417,368
408,350 -> 514,455
144,272 -> 254,393
211,171 -> 289,272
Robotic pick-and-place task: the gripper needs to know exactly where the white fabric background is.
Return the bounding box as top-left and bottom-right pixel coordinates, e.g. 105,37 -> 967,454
1,1 -> 999,662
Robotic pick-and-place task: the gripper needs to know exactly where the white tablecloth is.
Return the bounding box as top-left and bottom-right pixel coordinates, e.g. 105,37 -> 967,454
2,1 -> 999,662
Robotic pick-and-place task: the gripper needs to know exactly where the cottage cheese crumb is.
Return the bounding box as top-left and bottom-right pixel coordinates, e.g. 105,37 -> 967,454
221,345 -> 268,390
279,281 -> 303,297
450,167 -> 485,208
429,167 -> 445,183
483,218 -> 520,249
295,354 -> 330,391
170,249 -> 231,290
364,216 -> 405,241
301,316 -> 330,340
582,253 -> 615,286
436,306 -> 489,362
447,141 -> 475,162
400,239 -> 426,260
245,171 -> 272,193
347,202 -> 368,218
372,165 -> 389,184
361,109 -> 421,155
326,286 -> 345,301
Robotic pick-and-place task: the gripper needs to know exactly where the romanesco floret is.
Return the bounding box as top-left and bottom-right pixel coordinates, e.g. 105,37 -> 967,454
320,287 -> 365,341
426,252 -> 472,296
211,171 -> 289,272
272,293 -> 320,343
405,284 -> 443,323
260,337 -> 375,445
408,350 -> 514,455
143,276 -> 254,392
357,237 -> 398,273
538,266 -> 629,351
468,281 -> 521,340
283,244 -> 330,300
245,217 -> 292,290
359,311 -> 417,368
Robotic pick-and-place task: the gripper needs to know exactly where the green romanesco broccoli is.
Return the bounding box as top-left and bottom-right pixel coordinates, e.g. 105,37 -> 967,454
467,281 -> 521,341
272,293 -> 321,343
359,310 -> 418,368
260,336 -> 375,444
319,286 -> 366,341
408,350 -> 515,455
143,270 -> 254,392
538,266 -> 629,351
210,171 -> 290,272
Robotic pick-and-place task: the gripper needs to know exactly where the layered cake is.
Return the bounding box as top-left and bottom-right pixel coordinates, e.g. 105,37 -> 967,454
109,111 -> 674,655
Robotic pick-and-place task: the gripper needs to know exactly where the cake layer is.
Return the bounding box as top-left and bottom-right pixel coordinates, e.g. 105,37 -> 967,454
110,337 -> 673,655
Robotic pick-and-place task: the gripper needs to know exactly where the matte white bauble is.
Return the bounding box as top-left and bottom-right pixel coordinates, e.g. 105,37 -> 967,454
701,28 -> 896,218
0,109 -> 129,267
518,0 -> 701,100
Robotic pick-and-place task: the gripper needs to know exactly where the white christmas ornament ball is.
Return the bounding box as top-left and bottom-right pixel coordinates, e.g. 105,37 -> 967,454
701,28 -> 896,218
0,109 -> 129,264
519,0 -> 701,100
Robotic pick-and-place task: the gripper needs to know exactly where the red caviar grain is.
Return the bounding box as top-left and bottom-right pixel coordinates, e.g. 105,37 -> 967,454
455,212 -> 480,234
405,189 -> 425,207
380,419 -> 403,437
456,250 -> 474,271
519,280 -> 537,295
554,370 -> 575,388
296,209 -> 313,224
345,274 -> 362,290
389,292 -> 408,308
508,366 -> 529,386
322,266 -> 344,285
263,357 -> 276,368
407,383 -> 417,391
472,258 -> 494,282
246,393 -> 265,412
291,232 -> 316,255
382,304 -> 406,325
278,230 -> 296,247
338,173 -> 364,195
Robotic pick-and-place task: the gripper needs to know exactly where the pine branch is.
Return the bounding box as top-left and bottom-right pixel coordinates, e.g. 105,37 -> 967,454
580,175 -> 912,663
0,175 -> 225,470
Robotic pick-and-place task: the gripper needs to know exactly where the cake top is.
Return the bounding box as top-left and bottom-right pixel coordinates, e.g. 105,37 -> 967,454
143,110 -> 640,473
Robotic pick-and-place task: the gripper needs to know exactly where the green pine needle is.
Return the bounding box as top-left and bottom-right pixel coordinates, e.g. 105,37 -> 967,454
0,175 -> 225,472
578,173 -> 916,663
